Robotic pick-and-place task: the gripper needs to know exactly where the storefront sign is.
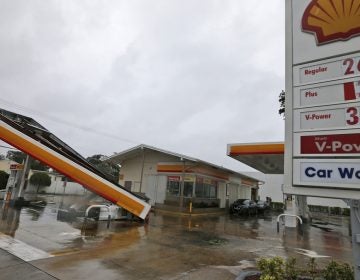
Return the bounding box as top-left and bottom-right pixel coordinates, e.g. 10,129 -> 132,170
292,1 -> 360,65
285,0 -> 360,197
184,176 -> 195,182
300,133 -> 360,154
168,176 -> 180,182
293,159 -> 360,188
302,0 -> 360,45
241,179 -> 255,187
10,164 -> 23,170
203,178 -> 212,184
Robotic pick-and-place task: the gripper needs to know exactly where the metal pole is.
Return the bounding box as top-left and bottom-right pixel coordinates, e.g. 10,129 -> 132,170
17,155 -> 31,200
179,159 -> 185,208
276,214 -> 303,234
139,147 -> 145,193
349,200 -> 360,279
107,215 -> 111,228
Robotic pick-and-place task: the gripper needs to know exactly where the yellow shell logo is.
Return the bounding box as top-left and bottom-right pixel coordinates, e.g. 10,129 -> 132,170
302,0 -> 360,45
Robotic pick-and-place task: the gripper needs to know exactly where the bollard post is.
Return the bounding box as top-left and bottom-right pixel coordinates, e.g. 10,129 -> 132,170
189,202 -> 192,214
107,215 -> 111,229
82,217 -> 87,231
276,214 -> 302,234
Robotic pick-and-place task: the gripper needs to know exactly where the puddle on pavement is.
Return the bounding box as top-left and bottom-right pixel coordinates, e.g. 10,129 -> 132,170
177,229 -> 228,246
310,218 -> 346,232
0,195 -> 354,279
212,259 -> 257,275
311,223 -> 334,232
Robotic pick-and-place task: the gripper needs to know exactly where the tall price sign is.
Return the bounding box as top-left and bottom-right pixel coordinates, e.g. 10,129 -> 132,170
285,0 -> 360,199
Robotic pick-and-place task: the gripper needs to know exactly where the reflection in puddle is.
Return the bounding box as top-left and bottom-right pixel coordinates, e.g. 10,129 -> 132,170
213,260 -> 257,276
0,196 -> 353,280
311,223 -> 334,232
294,248 -> 329,258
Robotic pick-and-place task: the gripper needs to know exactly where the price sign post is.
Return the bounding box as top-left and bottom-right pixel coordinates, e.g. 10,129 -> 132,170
285,0 -> 360,198
285,0 -> 360,275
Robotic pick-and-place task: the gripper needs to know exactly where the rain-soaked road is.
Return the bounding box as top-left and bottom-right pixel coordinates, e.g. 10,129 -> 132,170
0,195 -> 353,280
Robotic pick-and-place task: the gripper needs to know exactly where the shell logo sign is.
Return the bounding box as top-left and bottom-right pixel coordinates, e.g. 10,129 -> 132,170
302,0 -> 360,45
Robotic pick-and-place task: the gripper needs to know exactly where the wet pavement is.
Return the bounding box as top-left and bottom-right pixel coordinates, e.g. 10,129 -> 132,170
0,195 -> 353,280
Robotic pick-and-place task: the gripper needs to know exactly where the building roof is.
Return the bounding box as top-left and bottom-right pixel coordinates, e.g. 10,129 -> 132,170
106,144 -> 262,183
227,142 -> 284,174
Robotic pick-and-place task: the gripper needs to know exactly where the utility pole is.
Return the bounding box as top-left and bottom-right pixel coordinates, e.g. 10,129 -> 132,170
350,200 -> 360,279
16,155 -> 31,205
139,147 -> 145,193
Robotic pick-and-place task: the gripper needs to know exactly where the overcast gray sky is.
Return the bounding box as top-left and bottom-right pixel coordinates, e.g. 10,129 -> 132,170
0,0 -> 285,172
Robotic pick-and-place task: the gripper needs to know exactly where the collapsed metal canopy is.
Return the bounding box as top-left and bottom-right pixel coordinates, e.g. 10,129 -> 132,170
227,142 -> 284,174
0,108 -> 151,219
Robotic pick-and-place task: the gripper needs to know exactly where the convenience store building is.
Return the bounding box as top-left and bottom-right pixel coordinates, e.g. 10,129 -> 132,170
107,144 -> 260,212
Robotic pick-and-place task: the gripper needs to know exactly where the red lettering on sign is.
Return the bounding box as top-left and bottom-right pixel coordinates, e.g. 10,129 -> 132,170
304,113 -> 331,120
305,91 -> 317,97
346,107 -> 359,125
301,134 -> 360,154
304,66 -> 328,76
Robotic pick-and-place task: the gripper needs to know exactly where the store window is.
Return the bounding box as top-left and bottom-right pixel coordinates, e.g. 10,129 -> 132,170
183,176 -> 195,197
183,181 -> 193,197
195,177 -> 217,198
167,176 -> 180,196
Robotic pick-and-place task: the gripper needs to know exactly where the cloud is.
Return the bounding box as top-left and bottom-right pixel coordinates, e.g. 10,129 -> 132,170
0,0 -> 285,171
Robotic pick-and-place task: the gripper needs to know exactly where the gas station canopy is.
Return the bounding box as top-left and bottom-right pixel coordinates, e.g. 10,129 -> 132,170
227,142 -> 284,174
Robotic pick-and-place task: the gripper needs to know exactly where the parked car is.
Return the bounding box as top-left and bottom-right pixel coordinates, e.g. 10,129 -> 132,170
230,199 -> 257,215
229,199 -> 246,214
256,200 -> 270,213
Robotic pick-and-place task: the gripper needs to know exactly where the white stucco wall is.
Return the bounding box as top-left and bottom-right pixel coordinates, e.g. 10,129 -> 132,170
239,185 -> 252,200
227,183 -> 252,205
117,149 -> 259,208
119,150 -> 181,193
26,171 -> 86,195
0,159 -> 17,174
217,182 -> 226,208
228,183 -> 239,205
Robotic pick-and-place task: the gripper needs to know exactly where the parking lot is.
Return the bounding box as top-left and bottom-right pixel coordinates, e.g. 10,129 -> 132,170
0,195 -> 354,280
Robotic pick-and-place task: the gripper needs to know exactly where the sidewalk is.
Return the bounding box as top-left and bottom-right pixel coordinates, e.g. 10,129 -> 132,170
0,248 -> 57,280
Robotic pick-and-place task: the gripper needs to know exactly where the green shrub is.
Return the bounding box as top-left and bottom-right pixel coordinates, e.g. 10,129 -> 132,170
257,257 -> 354,280
342,208 -> 350,216
210,201 -> 219,208
271,202 -> 284,211
330,207 -> 341,215
306,257 -> 319,279
323,260 -> 354,280
257,257 -> 285,280
284,257 -> 298,280
192,202 -> 207,208
0,170 -> 9,190
308,205 -> 350,216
